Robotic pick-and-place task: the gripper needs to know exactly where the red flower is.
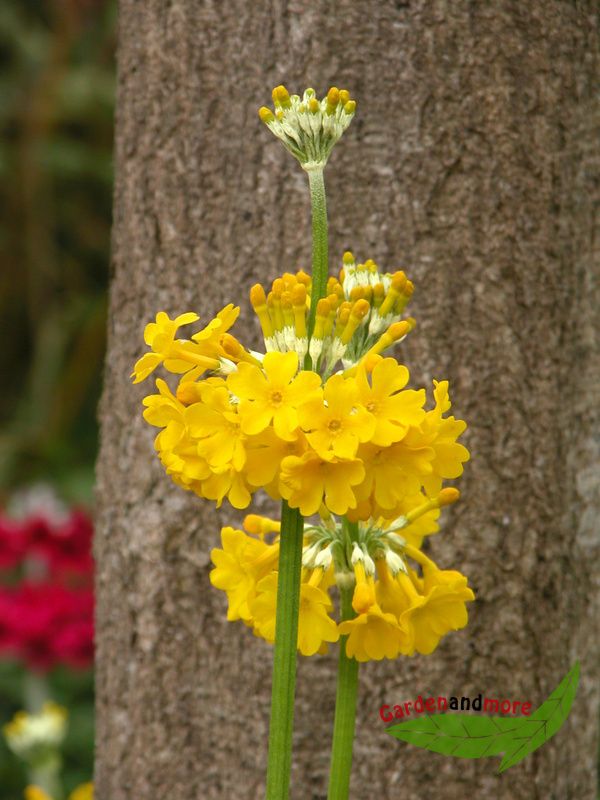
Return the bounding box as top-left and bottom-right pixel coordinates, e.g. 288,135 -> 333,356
0,582 -> 94,671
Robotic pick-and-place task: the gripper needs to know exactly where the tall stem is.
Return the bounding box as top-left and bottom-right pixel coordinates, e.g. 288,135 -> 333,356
266,162 -> 329,798
306,167 -> 328,340
265,500 -> 304,800
328,521 -> 360,800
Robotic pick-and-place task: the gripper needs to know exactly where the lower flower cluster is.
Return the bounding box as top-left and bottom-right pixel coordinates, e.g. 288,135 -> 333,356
210,509 -> 474,661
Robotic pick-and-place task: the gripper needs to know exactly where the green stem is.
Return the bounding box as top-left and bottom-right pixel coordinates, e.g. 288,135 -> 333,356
265,500 -> 304,800
30,763 -> 63,800
306,167 -> 328,341
328,520 -> 360,800
24,672 -> 64,799
328,584 -> 359,800
24,671 -> 49,713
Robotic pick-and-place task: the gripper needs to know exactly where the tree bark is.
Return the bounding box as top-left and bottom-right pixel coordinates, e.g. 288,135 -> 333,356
95,2 -> 600,798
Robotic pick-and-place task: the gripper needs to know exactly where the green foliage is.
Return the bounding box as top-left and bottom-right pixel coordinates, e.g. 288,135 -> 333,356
0,1 -> 113,794
0,0 -> 116,505
387,662 -> 580,772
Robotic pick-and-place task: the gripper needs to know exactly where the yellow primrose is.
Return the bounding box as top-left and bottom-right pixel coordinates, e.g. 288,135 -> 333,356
355,357 -> 426,445
378,491 -> 441,548
250,573 -> 339,655
353,441 -> 434,515
279,450 -> 365,516
143,381 -> 211,493
244,427 -> 308,493
132,311 -> 224,383
228,350 -> 321,440
397,569 -> 475,655
339,603 -> 409,662
404,380 -> 470,495
298,373 -> 374,459
185,382 -> 246,472
201,466 -> 252,509
210,527 -> 279,621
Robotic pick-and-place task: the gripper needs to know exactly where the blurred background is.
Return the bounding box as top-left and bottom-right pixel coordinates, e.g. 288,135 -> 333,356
0,0 -> 115,796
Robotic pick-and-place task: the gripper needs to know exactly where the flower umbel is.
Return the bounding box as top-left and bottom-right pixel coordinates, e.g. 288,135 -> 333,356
208,492 -> 474,662
259,86 -> 356,170
133,259 -> 468,520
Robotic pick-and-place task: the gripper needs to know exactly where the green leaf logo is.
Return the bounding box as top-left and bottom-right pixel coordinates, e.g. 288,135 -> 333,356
386,662 -> 579,772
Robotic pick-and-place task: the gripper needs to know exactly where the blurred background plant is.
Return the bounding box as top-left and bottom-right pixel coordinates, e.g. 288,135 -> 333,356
0,0 -> 115,796
0,0 -> 115,502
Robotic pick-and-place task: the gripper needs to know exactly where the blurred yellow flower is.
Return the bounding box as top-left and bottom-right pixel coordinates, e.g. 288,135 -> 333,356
24,783 -> 93,800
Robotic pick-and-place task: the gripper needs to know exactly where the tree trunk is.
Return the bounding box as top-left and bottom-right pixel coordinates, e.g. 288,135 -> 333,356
95,2 -> 600,798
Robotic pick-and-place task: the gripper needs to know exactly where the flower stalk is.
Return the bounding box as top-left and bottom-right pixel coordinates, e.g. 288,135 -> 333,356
265,501 -> 304,800
266,109 -> 334,797
328,522 -> 359,800
306,167 -> 328,343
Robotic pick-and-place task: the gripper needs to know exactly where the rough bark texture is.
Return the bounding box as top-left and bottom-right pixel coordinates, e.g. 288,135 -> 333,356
95,2 -> 600,798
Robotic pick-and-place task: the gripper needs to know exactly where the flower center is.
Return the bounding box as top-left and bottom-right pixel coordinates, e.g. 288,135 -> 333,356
328,419 -> 342,432
271,390 -> 283,404
366,401 -> 377,413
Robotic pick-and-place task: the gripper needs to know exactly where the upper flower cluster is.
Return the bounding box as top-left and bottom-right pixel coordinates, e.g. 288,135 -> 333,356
210,506 -> 474,660
250,252 -> 414,373
133,261 -> 469,516
259,86 -> 356,170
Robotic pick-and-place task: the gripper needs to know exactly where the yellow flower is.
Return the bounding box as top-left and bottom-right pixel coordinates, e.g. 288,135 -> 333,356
228,351 -> 321,440
404,380 -> 470,495
132,312 -> 213,383
298,373 -> 374,458
25,789 -> 52,800
355,358 -> 426,445
132,306 -> 239,383
191,303 -> 239,345
250,573 -> 339,655
378,491 -> 441,548
278,450 -> 365,516
185,381 -> 246,471
143,380 -> 211,493
201,468 -> 253,509
244,428 -> 308,494
339,604 -> 409,662
69,785 -> 94,800
210,527 -> 278,621
24,783 -> 93,800
353,441 -> 434,515
398,568 -> 475,655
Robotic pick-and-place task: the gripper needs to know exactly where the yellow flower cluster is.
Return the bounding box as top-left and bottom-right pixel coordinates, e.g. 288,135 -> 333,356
209,506 -> 474,660
133,256 -> 469,515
